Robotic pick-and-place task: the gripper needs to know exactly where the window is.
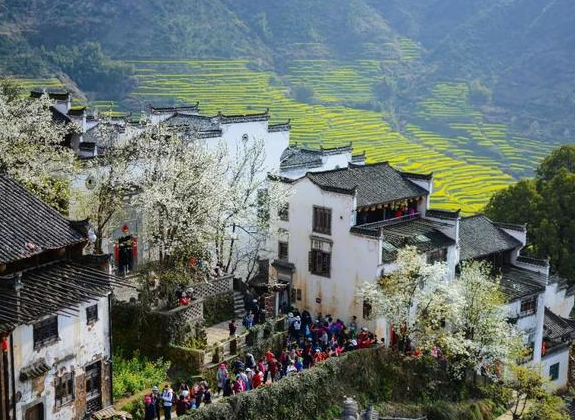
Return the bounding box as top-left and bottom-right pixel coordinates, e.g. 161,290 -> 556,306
278,241 -> 289,261
33,316 -> 58,349
296,288 -> 302,301
86,304 -> 98,325
312,206 -> 332,235
309,239 -> 331,277
427,248 -> 447,264
520,296 -> 537,317
363,300 -> 372,319
278,203 -> 289,221
85,362 -> 102,399
25,403 -> 44,420
55,372 -> 75,407
549,362 -> 560,381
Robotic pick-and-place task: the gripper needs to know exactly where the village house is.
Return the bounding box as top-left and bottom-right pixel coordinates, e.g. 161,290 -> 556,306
72,102 -> 290,275
0,174 -> 118,420
271,147 -> 575,390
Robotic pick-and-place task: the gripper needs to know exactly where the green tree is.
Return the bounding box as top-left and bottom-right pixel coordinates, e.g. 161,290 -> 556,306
506,365 -> 568,420
485,145 -> 575,282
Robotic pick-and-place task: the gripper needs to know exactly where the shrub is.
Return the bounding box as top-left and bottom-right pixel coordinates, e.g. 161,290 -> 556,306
112,350 -> 171,400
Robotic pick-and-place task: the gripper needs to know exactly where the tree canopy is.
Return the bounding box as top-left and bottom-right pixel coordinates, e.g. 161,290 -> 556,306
485,145 -> 575,282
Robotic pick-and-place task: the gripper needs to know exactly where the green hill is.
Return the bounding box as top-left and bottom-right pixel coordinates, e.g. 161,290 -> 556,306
1,0 -> 574,211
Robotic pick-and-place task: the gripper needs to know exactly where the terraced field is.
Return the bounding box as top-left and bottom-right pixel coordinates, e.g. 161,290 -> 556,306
20,61 -> 557,213
125,59 -> 560,213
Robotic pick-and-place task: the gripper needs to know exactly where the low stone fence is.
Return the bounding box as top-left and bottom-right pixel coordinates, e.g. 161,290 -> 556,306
169,316 -> 287,374
193,275 -> 233,300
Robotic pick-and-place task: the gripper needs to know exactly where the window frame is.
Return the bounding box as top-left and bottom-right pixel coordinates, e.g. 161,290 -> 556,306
86,304 -> 99,325
312,206 -> 332,235
278,241 -> 289,261
519,296 -> 538,317
54,372 -> 75,408
549,362 -> 560,381
33,316 -> 59,350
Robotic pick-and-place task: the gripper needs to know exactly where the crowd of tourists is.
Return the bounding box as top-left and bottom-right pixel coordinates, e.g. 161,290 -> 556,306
143,311 -> 379,418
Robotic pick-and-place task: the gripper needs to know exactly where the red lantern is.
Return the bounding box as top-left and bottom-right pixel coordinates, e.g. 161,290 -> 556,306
188,257 -> 198,267
121,224 -> 129,234
1,334 -> 8,353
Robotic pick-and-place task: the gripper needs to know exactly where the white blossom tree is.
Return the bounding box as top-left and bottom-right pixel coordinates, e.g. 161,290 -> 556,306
0,79 -> 77,212
212,136 -> 287,281
358,246 -> 451,351
130,123 -> 226,266
359,248 -> 523,379
443,261 -> 523,379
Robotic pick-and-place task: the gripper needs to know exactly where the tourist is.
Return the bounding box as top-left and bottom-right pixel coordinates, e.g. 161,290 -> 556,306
179,380 -> 189,396
144,395 -> 156,420
161,384 -> 174,419
223,378 -> 234,397
216,363 -> 228,396
286,361 -> 297,376
194,384 -> 204,408
229,319 -> 237,336
203,386 -> 212,404
238,369 -> 250,391
232,378 -> 242,394
150,386 -> 161,420
175,395 -> 189,417
245,352 -> 256,370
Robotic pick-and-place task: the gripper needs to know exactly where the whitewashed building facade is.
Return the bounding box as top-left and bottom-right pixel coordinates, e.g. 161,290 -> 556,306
271,147 -> 575,390
0,175 -> 116,420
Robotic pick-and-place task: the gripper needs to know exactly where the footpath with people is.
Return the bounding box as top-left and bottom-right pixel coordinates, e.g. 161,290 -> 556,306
141,311 -> 381,419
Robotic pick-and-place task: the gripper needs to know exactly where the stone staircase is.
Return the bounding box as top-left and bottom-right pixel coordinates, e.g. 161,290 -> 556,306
234,291 -> 247,320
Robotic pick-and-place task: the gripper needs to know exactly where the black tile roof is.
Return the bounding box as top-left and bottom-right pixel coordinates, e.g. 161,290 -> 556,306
30,89 -> 71,101
425,209 -> 461,220
493,221 -> 527,232
164,113 -> 219,131
49,106 -> 72,124
459,215 -> 523,260
0,261 -> 116,330
351,151 -> 366,163
280,147 -> 324,170
306,163 -> 429,207
352,217 -> 455,262
0,174 -> 87,264
500,266 -> 546,301
149,103 -> 200,114
217,109 -> 270,124
268,121 -> 291,133
516,255 -> 549,267
544,308 -> 575,342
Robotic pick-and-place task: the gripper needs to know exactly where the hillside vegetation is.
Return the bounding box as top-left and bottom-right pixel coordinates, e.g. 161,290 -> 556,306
1,0 -> 573,211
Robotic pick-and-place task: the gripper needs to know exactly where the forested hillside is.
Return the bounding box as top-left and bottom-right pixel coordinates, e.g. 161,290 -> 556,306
1,0 -> 574,211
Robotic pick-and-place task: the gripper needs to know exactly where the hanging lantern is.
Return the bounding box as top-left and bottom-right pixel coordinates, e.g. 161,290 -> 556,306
121,224 -> 130,234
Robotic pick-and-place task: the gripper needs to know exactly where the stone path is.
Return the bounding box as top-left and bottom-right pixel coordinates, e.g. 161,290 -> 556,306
206,320 -> 246,346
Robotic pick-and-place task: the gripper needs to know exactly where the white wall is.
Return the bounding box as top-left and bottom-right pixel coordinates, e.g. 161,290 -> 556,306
280,150 -> 354,180
274,178 -> 384,336
506,293 -> 545,363
545,283 -> 575,318
541,347 -> 570,391
11,297 -> 111,420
